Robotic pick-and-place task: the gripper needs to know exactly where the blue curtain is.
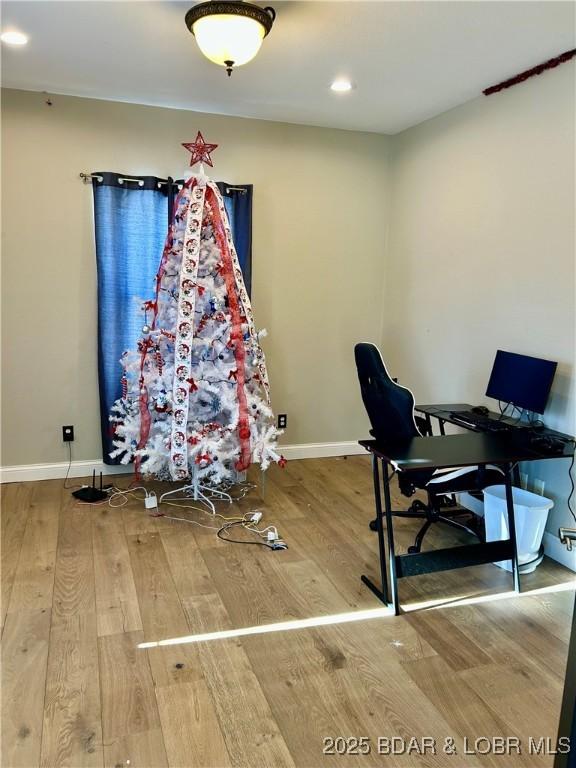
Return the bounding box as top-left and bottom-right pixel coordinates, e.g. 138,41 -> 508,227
93,173 -> 253,463
217,183 -> 253,295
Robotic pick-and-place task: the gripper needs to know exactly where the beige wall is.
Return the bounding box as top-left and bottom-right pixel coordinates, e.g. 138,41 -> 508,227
385,62 -> 575,533
1,89 -> 388,466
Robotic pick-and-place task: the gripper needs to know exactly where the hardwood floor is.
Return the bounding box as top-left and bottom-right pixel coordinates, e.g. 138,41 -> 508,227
2,456 -> 574,767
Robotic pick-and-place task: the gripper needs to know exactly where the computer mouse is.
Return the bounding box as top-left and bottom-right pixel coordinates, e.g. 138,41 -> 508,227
472,406 -> 489,416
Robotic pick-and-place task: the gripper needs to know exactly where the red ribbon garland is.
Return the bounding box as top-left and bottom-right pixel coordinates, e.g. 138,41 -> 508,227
207,185 -> 252,471
135,379 -> 151,479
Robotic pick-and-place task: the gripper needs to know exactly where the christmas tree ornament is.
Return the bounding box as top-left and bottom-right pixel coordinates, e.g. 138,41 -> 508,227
182,132 -> 219,168
110,137 -> 285,504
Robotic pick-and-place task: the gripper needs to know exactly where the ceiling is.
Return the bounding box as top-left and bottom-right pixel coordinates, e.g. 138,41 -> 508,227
1,1 -> 574,135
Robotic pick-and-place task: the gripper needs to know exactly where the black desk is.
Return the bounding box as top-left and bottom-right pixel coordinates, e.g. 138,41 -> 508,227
359,430 -> 574,615
417,402 -> 573,442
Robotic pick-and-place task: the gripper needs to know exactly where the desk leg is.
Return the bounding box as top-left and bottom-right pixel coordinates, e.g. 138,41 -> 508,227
504,465 -> 521,593
438,418 -> 446,436
373,456 -> 390,603
361,455 -> 390,606
382,462 -> 400,615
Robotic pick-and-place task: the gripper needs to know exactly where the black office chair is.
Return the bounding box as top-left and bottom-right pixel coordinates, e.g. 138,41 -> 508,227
354,343 -> 505,553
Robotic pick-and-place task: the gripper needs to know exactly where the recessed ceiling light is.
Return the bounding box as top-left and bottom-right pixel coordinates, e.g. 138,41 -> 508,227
330,79 -> 353,93
1,30 -> 28,46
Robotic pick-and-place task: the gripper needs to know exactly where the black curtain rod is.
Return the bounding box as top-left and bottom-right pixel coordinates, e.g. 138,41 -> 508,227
79,172 -> 248,193
80,172 -> 172,187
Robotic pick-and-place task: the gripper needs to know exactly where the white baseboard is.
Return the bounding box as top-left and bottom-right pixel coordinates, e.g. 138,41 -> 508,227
543,531 -> 576,573
0,459 -> 133,484
278,441 -> 366,461
0,441 -> 366,484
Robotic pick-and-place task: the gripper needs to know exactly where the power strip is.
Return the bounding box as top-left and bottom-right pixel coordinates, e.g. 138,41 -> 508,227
144,492 -> 158,511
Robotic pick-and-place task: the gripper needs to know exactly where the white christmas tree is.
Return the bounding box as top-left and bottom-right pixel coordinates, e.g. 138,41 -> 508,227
109,134 -> 284,484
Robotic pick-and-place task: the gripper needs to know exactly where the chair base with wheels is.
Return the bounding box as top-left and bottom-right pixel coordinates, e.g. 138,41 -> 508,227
369,493 -> 485,552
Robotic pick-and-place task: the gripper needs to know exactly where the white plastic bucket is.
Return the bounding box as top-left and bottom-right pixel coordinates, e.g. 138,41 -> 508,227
483,485 -> 553,573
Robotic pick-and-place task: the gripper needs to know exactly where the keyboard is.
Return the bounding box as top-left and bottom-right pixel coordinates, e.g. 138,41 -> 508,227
449,410 -> 511,433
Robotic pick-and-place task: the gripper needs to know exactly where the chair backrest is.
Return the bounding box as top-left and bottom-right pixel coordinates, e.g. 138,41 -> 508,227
354,343 -> 420,443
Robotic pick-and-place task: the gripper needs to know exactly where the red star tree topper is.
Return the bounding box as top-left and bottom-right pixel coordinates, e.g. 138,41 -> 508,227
182,132 -> 219,168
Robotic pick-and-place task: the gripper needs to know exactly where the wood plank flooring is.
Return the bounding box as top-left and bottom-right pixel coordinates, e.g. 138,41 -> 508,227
1,456 -> 574,767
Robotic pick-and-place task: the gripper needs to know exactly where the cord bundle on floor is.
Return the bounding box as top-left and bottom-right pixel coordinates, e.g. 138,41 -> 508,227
90,480 -> 288,551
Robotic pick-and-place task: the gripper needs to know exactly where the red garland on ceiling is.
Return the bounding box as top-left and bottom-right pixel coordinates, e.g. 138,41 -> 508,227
483,48 -> 575,96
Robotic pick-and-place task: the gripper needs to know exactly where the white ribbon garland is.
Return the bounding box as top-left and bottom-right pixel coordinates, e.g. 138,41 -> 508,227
169,181 -> 206,479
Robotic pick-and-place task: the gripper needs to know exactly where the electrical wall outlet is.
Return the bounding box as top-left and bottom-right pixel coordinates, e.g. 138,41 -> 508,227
62,425 -> 75,442
277,414 -> 287,429
533,478 -> 546,496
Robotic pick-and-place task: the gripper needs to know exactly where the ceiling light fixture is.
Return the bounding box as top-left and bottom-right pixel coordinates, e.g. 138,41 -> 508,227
330,78 -> 353,93
0,30 -> 28,46
185,1 -> 275,77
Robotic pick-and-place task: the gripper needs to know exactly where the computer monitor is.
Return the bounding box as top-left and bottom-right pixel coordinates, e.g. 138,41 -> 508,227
485,350 -> 557,415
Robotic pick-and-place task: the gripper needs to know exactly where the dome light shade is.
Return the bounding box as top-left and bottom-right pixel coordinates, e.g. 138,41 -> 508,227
185,2 -> 275,76
193,14 -> 264,67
